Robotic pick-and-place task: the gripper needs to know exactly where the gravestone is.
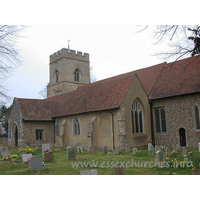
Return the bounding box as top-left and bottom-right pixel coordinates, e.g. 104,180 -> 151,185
165,147 -> 171,157
198,142 -> 200,152
67,146 -> 76,160
113,164 -> 125,175
89,147 -> 95,154
182,147 -> 187,157
156,150 -> 165,167
132,147 -> 137,155
155,145 -> 160,152
148,144 -> 154,156
22,154 -> 32,163
103,146 -> 108,153
2,150 -> 11,158
42,143 -> 51,157
0,147 -> 8,156
44,150 -> 53,162
77,146 -> 83,153
148,143 -> 152,151
29,155 -> 42,172
173,145 -> 177,153
80,169 -> 98,175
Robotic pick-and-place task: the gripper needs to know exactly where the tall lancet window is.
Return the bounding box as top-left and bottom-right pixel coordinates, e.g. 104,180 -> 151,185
73,116 -> 81,136
132,100 -> 144,133
74,69 -> 80,82
54,69 -> 59,83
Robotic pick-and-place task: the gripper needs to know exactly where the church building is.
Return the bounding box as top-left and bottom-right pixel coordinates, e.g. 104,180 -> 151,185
8,47 -> 200,150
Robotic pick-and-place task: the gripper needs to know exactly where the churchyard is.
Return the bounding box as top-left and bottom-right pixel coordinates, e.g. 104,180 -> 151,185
0,143 -> 199,175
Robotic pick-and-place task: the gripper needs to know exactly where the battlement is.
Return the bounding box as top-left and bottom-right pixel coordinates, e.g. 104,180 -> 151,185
50,48 -> 89,63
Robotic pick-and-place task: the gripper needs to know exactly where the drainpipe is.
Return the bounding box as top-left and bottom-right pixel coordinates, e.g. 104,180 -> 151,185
109,110 -> 115,151
149,100 -> 155,146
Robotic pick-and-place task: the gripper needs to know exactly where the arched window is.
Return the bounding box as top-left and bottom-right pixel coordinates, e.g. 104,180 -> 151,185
154,107 -> 166,133
73,116 -> 80,136
195,105 -> 200,129
74,69 -> 80,82
54,69 -> 59,83
132,100 -> 143,133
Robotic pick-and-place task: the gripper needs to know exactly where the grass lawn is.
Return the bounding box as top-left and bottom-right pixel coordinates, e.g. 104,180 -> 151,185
0,145 -> 199,175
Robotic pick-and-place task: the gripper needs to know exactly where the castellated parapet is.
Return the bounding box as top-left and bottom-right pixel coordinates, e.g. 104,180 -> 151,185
50,48 -> 89,63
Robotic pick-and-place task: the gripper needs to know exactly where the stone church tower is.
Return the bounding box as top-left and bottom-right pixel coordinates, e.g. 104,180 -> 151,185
47,48 -> 90,98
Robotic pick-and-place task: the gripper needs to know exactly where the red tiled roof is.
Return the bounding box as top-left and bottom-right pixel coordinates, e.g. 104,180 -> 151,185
48,62 -> 165,118
149,55 -> 200,99
17,98 -> 56,121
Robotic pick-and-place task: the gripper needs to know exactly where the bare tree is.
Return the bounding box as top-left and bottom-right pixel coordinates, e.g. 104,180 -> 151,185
0,25 -> 26,102
139,25 -> 200,61
39,83 -> 48,99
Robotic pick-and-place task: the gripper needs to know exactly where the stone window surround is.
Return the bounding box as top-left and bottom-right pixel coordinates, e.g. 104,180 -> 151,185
36,129 -> 44,141
194,105 -> 200,130
72,116 -> 81,136
153,105 -> 167,134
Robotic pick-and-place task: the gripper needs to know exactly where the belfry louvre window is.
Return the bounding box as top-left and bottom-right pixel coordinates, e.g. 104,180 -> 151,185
154,107 -> 166,133
74,69 -> 80,82
132,100 -> 143,133
36,130 -> 43,140
73,116 -> 80,136
194,105 -> 200,129
54,69 -> 59,83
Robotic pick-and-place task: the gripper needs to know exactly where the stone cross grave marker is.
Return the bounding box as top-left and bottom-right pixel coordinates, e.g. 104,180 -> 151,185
103,146 -> 107,153
0,147 -> 8,156
148,144 -> 154,156
42,143 -> 51,157
22,154 -> 32,163
29,155 -> 42,172
156,150 -> 165,168
67,146 -> 76,160
80,169 -> 98,175
113,164 -> 125,175
132,147 -> 137,155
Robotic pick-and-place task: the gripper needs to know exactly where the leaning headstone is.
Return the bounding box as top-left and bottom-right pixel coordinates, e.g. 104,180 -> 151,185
133,147 -> 137,155
44,150 -> 53,162
155,145 -> 160,152
22,154 -> 32,163
103,146 -> 108,153
29,155 -> 42,172
166,147 -> 171,157
198,142 -> 200,153
148,144 -> 154,156
67,146 -> 76,160
2,150 -> 11,158
0,147 -> 8,156
156,150 -> 165,167
42,143 -> 51,157
113,164 -> 125,175
80,169 -> 98,175
182,147 -> 187,158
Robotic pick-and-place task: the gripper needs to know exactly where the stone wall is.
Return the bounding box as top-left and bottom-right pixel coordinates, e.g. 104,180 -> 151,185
152,93 -> 200,148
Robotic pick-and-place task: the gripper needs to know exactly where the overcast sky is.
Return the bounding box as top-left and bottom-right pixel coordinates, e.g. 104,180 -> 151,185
4,25 -> 171,105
